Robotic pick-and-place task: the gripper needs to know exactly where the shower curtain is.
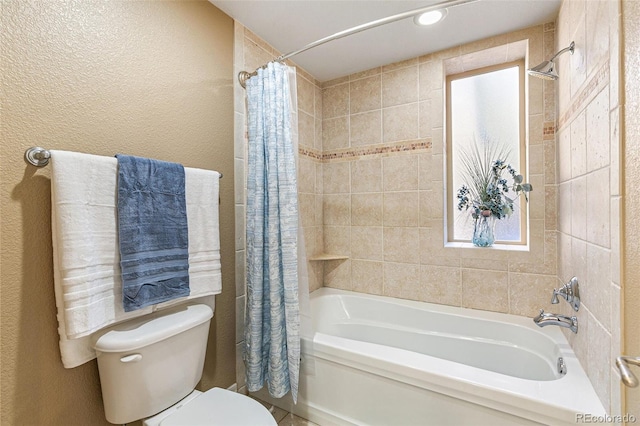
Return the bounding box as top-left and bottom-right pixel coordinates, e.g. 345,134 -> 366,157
244,61 -> 303,402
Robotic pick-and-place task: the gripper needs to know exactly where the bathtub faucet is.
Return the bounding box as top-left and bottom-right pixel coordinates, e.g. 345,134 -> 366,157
533,309 -> 578,333
551,277 -> 580,311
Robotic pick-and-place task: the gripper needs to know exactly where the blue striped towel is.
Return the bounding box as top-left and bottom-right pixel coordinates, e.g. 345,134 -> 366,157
116,155 -> 190,312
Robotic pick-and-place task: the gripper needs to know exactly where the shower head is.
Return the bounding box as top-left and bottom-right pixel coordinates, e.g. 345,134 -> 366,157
527,60 -> 558,80
527,41 -> 575,80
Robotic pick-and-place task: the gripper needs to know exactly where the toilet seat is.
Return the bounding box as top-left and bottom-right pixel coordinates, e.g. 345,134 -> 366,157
152,388 -> 277,426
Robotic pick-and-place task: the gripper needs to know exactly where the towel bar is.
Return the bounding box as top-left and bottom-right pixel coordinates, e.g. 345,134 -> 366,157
23,147 -> 223,178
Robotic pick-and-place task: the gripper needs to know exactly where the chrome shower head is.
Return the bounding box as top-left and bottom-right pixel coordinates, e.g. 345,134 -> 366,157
527,41 -> 574,80
527,60 -> 558,80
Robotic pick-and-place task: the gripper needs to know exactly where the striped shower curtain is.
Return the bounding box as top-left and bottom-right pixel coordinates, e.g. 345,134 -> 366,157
244,61 -> 301,402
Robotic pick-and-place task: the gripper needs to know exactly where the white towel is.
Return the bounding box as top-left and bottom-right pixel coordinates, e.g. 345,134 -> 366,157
50,150 -> 222,368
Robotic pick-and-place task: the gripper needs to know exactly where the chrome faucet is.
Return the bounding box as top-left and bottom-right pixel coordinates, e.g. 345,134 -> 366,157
533,309 -> 578,333
551,277 -> 580,311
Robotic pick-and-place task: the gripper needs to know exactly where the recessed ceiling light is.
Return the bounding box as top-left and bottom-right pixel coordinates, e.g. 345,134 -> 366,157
414,9 -> 447,26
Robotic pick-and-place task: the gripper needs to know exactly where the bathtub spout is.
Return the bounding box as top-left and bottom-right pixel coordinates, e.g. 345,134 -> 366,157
533,309 -> 578,333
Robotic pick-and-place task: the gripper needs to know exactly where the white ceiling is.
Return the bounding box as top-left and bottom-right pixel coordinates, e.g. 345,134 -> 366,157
210,0 -> 561,82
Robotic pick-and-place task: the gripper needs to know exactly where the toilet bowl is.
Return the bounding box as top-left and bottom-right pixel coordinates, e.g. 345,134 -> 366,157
144,388 -> 276,426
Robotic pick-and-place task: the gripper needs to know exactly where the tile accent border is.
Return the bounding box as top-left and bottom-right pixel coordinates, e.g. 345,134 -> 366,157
543,122 -> 556,140
557,59 -> 610,131
299,139 -> 432,162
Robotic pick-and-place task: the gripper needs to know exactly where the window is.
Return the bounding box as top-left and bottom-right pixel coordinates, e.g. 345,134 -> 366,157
446,60 -> 527,245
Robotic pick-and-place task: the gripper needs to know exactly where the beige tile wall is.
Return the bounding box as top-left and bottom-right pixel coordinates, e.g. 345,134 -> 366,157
554,0 -> 622,415
320,24 -> 560,319
233,23 -> 324,394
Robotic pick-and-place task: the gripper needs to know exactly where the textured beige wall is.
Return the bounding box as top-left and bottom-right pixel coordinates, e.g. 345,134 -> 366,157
232,23 -> 324,394
319,25 -> 559,318
622,0 -> 640,418
555,0 -> 623,414
0,1 -> 234,425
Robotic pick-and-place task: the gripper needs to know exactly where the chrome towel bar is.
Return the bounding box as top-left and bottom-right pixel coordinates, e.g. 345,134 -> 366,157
23,147 -> 222,178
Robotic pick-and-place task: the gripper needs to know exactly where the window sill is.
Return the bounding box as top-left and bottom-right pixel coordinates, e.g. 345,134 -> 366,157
444,242 -> 529,252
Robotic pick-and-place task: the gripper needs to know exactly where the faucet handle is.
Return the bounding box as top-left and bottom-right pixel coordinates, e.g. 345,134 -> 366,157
551,277 -> 580,311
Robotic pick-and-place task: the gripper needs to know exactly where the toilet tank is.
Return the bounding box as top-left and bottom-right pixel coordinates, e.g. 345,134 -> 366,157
92,304 -> 213,424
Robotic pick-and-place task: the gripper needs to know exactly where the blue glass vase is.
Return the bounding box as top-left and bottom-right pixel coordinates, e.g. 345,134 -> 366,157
472,214 -> 496,247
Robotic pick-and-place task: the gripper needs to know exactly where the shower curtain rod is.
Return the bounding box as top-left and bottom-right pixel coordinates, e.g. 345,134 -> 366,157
238,0 -> 478,88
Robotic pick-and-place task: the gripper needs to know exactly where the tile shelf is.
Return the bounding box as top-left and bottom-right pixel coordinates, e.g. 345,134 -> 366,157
308,254 -> 349,261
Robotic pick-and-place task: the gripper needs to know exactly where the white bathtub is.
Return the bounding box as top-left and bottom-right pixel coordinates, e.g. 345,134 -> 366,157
252,288 -> 607,425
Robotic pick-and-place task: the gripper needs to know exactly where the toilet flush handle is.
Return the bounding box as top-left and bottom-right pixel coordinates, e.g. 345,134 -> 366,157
120,353 -> 142,363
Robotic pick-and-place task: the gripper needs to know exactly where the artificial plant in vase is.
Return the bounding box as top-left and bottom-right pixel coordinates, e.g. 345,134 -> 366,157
455,142 -> 532,247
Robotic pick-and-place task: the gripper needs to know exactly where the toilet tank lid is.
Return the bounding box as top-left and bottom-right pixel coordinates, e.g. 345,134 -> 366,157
92,304 -> 213,353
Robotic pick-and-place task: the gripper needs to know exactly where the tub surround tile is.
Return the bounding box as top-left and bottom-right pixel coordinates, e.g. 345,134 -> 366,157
351,226 -> 383,261
383,155 -> 418,191
383,192 -> 419,227
324,226 -> 350,256
382,57 -> 418,72
383,227 -> 420,264
585,244 -> 612,332
558,182 -> 572,233
322,117 -> 349,151
418,100 -> 432,139
508,273 -> 556,316
587,315 -> 612,412
418,153 -> 432,190
557,127 -> 572,183
383,103 -> 419,143
351,260 -> 384,295
419,190 -> 436,226
461,269 -> 509,313
543,139 -> 556,185
298,157 -> 315,194
585,0 -> 609,78
570,110 -> 587,178
322,75 -> 349,89
350,111 -> 382,147
461,257 -> 508,272
420,265 -> 461,306
324,259 -> 351,290
586,167 -> 611,248
299,111 -> 316,150
297,76 -> 316,116
383,262 -> 422,301
418,60 -> 443,97
545,185 -> 557,231
529,76 -> 544,116
351,158 -> 383,193
586,88 -> 610,172
350,67 -> 381,81
351,193 -> 383,226
350,75 -> 381,114
235,250 -> 245,297
322,83 -> 349,119
323,162 -> 351,194
382,66 -> 418,108
529,114 -> 544,146
570,176 -> 587,240
323,194 -> 351,226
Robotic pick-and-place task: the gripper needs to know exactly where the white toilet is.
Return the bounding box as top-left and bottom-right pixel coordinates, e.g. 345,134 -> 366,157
92,303 -> 276,425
